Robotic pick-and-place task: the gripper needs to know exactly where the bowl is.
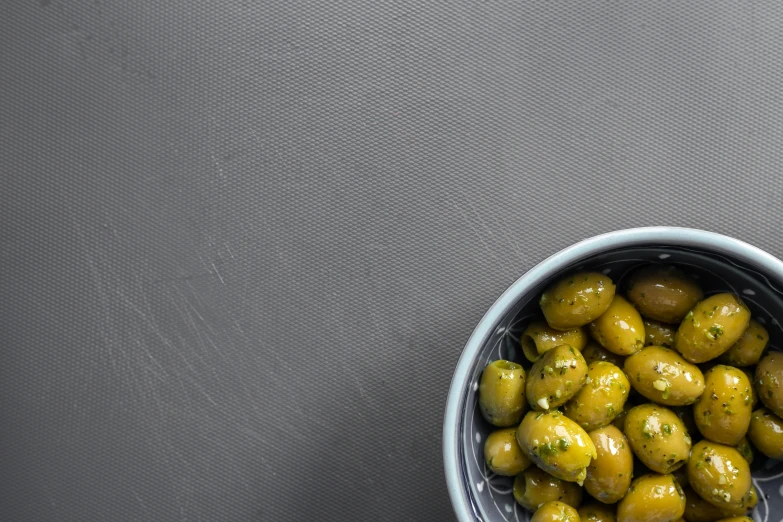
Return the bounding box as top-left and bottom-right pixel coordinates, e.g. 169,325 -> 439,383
443,227 -> 783,522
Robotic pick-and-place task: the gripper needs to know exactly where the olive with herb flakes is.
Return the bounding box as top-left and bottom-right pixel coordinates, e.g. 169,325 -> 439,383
644,319 -> 677,348
589,295 -> 645,356
755,351 -> 783,418
682,484 -> 728,522
734,436 -> 755,465
718,319 -> 769,367
483,427 -> 532,476
478,360 -> 527,427
625,265 -> 703,324
687,440 -> 751,511
616,473 -> 685,522
747,407 -> 783,460
578,501 -> 616,522
531,500 -> 581,522
584,425 -> 633,504
513,466 -> 584,511
675,293 -> 751,363
540,272 -> 616,330
527,345 -> 588,411
623,404 -> 691,474
564,361 -> 629,431
521,320 -> 590,362
582,341 -> 626,367
623,346 -> 705,406
693,365 -> 752,446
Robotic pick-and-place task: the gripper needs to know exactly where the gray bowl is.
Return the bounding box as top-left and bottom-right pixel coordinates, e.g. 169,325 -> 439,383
443,227 -> 783,522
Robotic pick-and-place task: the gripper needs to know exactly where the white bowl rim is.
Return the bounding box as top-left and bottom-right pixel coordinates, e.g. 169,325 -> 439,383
442,226 -> 783,522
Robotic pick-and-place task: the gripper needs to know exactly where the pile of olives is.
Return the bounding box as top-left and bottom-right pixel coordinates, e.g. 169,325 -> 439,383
478,265 -> 783,522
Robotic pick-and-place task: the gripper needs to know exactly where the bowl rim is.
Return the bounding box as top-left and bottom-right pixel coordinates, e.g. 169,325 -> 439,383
442,226 -> 783,522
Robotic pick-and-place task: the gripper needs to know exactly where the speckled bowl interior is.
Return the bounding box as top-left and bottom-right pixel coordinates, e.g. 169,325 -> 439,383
447,236 -> 783,522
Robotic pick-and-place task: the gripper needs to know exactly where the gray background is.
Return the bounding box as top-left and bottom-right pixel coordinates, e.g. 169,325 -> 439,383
2,1 -> 783,521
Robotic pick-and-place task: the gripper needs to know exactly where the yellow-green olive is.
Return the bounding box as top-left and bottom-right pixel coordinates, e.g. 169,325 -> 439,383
584,425 -> 633,504
540,272 -> 616,330
578,502 -> 616,522
741,368 -> 758,408
484,427 -> 532,476
616,473 -> 685,522
747,407 -> 783,459
675,294 -> 751,363
521,321 -> 590,362
624,404 -> 691,474
513,466 -> 584,511
479,360 -> 527,426
625,265 -> 703,323
582,341 -> 626,368
589,295 -> 645,356
517,411 -> 597,484
531,501 -> 581,522
644,319 -> 677,348
756,351 -> 783,418
718,319 -> 769,367
694,365 -> 752,445
564,361 -> 629,431
527,345 -> 588,411
733,437 -> 754,465
624,346 -> 705,406
682,484 -> 728,522
687,440 -> 751,510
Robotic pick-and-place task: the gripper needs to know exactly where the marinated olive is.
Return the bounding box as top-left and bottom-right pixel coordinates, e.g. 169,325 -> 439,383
513,466 -> 584,511
687,440 -> 751,510
675,293 -> 751,363
578,502 -> 616,522
624,404 -> 691,474
756,351 -> 783,418
531,501 -> 581,522
479,360 -> 527,426
616,473 -> 685,522
624,346 -> 705,406
521,321 -> 590,362
734,436 -> 754,465
718,319 -> 769,367
671,406 -> 700,443
564,361 -> 629,431
747,407 -> 783,460
644,319 -> 676,348
741,367 -> 758,408
517,410 -> 597,484
582,341 -> 626,368
527,345 -> 588,411
540,272 -> 616,330
693,365 -> 752,445
484,427 -> 531,476
584,425 -> 633,504
682,484 -> 728,522
589,295 -> 645,356
625,265 -> 703,323
714,518 -> 753,522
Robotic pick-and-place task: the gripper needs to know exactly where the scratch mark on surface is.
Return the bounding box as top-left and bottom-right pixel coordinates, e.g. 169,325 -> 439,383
211,261 -> 225,285
225,243 -> 235,260
449,197 -> 499,262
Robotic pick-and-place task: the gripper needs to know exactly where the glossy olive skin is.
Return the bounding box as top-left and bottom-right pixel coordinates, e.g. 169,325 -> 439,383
517,411 -> 597,484
582,341 -> 626,368
682,484 -> 729,522
644,319 -> 676,348
484,427 -> 532,476
687,440 -> 751,510
625,265 -> 703,323
748,407 -> 783,459
616,473 -> 685,522
756,352 -> 783,418
734,437 -> 754,465
513,466 -> 584,511
624,346 -> 705,406
741,368 -> 758,408
522,321 -> 590,362
564,362 -> 629,431
540,272 -> 616,330
527,345 -> 588,411
694,365 -> 752,445
584,425 -> 633,504
624,404 -> 691,474
589,296 -> 645,356
532,501 -> 581,522
718,319 -> 769,367
675,293 -> 751,363
479,360 -> 527,426
578,502 -> 616,522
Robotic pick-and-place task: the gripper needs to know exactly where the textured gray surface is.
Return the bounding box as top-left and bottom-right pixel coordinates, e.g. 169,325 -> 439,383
2,1 -> 783,521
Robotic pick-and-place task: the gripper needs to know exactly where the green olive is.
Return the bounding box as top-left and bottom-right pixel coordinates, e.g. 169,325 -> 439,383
584,425 -> 633,504
531,501 -> 581,522
479,360 -> 527,426
625,265 -> 703,323
693,365 -> 752,445
682,484 -> 728,522
483,427 -> 532,476
741,368 -> 758,408
616,473 -> 685,522
624,346 -> 705,406
687,440 -> 751,511
671,406 -> 701,444
718,319 -> 769,367
624,404 -> 691,474
714,518 -> 753,522
747,407 -> 783,459
674,293 -> 751,363
756,351 -> 783,418
644,319 -> 676,348
540,272 -> 616,330
527,345 -> 588,411
521,321 -> 590,362
517,410 -> 597,484
578,502 -> 616,522
513,466 -> 584,511
582,341 -> 626,368
564,361 -> 629,431
733,436 -> 754,465
589,295 -> 645,356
